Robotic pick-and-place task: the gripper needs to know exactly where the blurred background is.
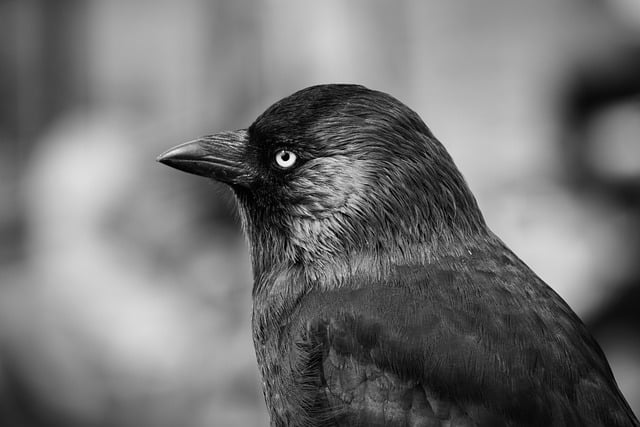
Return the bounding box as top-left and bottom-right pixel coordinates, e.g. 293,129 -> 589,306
1,0 -> 639,425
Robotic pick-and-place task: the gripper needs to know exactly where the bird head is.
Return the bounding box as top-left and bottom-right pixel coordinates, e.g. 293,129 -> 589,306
158,84 -> 487,284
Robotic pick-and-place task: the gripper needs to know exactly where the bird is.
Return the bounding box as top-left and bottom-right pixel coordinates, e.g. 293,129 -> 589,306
157,84 -> 639,426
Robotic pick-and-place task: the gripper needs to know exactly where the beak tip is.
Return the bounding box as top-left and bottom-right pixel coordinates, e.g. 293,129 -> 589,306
156,145 -> 189,166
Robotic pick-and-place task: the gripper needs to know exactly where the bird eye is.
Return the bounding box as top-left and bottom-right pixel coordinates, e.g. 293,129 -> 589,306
274,150 -> 297,169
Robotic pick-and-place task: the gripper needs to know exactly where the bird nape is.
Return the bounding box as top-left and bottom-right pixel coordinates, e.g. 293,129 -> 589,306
158,84 -> 639,427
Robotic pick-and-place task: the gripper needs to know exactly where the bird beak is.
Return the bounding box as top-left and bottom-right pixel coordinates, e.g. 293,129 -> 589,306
157,129 -> 252,187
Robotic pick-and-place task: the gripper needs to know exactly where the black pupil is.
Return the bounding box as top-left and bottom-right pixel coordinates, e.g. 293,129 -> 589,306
280,152 -> 290,162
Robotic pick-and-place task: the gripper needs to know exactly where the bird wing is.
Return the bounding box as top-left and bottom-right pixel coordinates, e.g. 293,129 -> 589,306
289,265 -> 638,427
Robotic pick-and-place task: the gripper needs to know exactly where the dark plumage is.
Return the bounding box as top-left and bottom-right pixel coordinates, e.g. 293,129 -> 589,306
158,84 -> 639,426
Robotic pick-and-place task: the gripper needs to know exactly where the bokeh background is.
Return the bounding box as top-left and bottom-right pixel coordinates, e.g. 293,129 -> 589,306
1,0 -> 639,426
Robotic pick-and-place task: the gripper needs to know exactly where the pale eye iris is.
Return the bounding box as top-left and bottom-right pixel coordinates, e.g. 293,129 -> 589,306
275,150 -> 297,168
